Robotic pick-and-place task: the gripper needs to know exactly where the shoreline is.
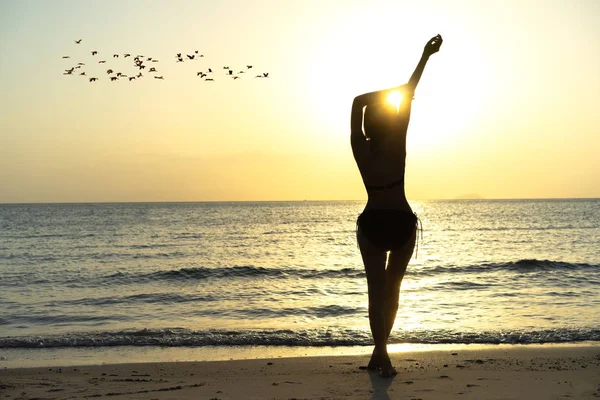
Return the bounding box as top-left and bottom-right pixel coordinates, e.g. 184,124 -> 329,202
1,343 -> 598,399
0,342 -> 598,369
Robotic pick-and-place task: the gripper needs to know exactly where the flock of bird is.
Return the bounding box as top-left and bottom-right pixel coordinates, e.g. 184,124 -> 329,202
62,39 -> 270,82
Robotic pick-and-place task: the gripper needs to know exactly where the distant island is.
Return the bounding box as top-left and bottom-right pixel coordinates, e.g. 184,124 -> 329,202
454,193 -> 485,200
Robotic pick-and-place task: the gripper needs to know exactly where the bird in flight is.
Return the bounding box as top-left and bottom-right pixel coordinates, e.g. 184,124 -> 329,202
149,67 -> 157,72
176,58 -> 184,63
62,55 -> 70,59
91,51 -> 97,55
176,53 -> 182,58
129,77 -> 136,81
98,60 -> 106,63
205,78 -> 214,81
64,68 -> 74,75
77,62 -> 85,66
113,54 -> 119,58
197,72 -> 207,78
74,39 -> 82,44
106,69 -> 113,74
232,76 -> 240,80
246,65 -> 252,69
187,54 -> 195,60
137,72 -> 143,78
154,76 -> 164,79
79,72 -> 86,76
89,77 -> 98,82
110,77 -> 118,81
152,59 -> 159,62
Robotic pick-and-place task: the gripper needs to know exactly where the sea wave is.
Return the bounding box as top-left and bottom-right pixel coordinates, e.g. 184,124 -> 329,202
1,327 -> 598,348
43,292 -> 219,307
1,259 -> 598,288
445,225 -> 598,232
418,259 -> 599,276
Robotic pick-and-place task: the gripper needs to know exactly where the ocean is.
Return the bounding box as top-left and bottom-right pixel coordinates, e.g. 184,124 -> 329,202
1,200 -> 599,353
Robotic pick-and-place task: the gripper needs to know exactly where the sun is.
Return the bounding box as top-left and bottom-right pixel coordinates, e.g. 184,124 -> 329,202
386,90 -> 403,112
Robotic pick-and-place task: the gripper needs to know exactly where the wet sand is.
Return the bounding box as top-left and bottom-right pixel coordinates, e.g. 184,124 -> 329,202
1,345 -> 599,399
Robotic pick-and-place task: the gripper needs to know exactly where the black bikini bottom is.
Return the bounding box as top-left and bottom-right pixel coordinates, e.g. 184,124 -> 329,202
357,209 -> 418,252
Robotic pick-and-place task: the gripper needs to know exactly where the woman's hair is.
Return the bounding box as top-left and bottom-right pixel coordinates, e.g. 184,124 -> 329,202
363,103 -> 397,142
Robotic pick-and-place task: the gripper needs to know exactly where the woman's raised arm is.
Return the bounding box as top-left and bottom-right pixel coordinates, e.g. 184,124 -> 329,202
351,34 -> 442,143
407,34 -> 443,92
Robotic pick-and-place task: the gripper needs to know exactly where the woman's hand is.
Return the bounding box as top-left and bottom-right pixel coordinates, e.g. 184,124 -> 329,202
423,34 -> 443,57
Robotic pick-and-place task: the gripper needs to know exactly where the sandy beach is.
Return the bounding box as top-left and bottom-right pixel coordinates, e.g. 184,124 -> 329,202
1,344 -> 599,399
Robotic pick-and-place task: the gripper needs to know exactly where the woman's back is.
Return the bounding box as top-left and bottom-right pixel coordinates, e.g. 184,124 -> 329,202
352,92 -> 413,211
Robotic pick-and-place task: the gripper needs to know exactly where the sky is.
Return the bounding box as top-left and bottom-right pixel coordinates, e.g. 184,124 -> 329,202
1,0 -> 599,202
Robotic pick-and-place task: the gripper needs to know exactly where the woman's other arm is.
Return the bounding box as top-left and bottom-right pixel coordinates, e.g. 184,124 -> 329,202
351,85 -> 403,144
350,96 -> 367,144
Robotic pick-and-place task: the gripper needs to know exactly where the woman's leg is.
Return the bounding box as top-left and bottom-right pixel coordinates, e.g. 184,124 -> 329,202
384,227 -> 416,340
357,228 -> 389,370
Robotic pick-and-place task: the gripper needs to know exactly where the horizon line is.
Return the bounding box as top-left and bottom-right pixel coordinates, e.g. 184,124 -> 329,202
1,197 -> 599,205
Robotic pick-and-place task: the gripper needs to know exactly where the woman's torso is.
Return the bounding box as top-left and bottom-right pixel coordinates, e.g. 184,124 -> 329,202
354,106 -> 413,212
358,145 -> 412,212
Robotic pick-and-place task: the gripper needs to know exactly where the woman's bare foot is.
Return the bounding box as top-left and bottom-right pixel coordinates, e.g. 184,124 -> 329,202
378,361 -> 398,378
366,349 -> 397,377
367,348 -> 390,371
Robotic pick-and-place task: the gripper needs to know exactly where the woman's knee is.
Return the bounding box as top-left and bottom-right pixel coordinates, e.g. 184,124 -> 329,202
383,283 -> 401,302
367,286 -> 385,304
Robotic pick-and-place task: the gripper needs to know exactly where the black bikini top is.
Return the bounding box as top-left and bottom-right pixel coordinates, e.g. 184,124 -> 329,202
365,177 -> 404,191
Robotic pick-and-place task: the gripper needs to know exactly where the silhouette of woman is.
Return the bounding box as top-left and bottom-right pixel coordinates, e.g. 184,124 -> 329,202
351,34 -> 442,377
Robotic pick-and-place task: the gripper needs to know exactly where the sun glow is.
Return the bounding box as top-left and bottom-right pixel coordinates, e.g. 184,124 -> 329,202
386,90 -> 403,112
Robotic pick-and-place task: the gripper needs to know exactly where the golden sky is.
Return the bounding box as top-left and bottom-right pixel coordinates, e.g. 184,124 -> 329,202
1,0 -> 599,202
